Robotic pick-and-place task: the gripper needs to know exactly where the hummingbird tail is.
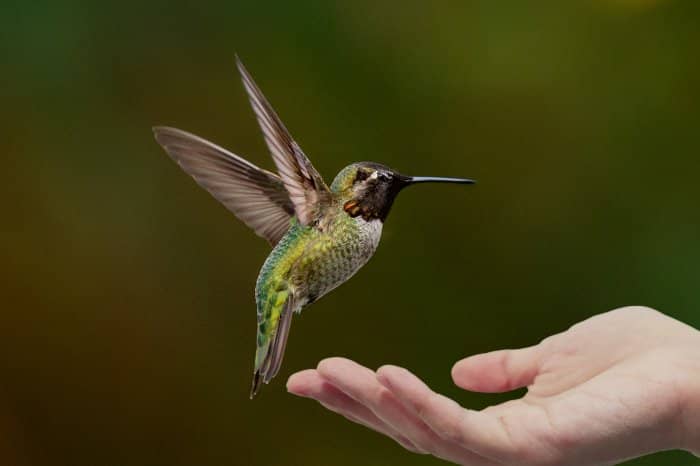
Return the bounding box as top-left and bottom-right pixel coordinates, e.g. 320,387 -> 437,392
250,371 -> 263,398
250,296 -> 294,399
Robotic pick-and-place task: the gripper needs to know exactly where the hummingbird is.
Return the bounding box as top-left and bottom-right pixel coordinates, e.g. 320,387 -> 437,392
153,57 -> 475,398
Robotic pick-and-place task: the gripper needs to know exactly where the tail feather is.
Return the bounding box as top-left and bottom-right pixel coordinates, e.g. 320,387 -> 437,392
250,295 -> 294,399
265,308 -> 293,382
250,371 -> 263,399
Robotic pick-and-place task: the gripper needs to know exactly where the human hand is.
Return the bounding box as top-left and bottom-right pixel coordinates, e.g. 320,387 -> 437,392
287,307 -> 700,465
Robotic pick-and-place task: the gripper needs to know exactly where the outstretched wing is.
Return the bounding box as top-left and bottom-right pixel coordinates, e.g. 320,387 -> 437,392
153,126 -> 294,246
236,56 -> 331,226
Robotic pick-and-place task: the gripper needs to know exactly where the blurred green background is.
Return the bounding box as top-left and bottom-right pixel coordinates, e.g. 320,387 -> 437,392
2,0 -> 699,465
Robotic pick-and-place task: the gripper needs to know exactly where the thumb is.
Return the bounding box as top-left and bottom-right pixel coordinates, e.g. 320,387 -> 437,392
451,345 -> 541,393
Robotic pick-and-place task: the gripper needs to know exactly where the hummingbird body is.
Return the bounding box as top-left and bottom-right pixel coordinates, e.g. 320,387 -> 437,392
153,57 -> 474,398
253,211 -> 382,392
253,169 -> 386,394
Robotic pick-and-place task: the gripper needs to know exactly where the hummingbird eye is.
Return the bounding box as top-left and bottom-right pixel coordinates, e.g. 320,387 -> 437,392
354,170 -> 369,183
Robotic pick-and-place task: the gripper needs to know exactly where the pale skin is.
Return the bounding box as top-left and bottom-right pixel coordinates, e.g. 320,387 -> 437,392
287,307 -> 700,465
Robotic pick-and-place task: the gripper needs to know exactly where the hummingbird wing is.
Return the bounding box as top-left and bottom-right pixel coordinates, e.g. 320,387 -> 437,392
236,56 -> 331,226
153,126 -> 294,245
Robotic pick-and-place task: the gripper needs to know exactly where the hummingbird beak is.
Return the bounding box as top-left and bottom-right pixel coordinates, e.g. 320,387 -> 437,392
405,176 -> 476,185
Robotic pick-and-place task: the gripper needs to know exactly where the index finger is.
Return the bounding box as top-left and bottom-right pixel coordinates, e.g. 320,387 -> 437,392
316,358 -> 502,466
377,365 -> 517,462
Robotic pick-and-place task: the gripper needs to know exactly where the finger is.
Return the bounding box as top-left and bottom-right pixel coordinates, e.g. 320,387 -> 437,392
378,365 -> 517,462
451,346 -> 541,392
318,358 -> 499,466
287,370 -> 425,453
315,358 -> 434,445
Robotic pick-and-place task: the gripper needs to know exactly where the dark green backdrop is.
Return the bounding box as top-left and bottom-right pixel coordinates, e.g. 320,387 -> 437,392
2,0 -> 699,465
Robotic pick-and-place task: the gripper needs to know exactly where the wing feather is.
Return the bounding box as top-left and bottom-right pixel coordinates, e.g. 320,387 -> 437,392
153,126 -> 294,245
235,56 -> 331,226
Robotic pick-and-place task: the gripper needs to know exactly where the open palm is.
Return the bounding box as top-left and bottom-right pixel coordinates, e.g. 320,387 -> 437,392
287,307 -> 700,465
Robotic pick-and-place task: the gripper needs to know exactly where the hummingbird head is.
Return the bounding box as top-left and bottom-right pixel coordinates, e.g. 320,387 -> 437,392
331,162 -> 475,222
